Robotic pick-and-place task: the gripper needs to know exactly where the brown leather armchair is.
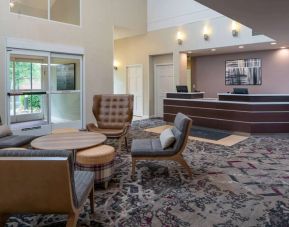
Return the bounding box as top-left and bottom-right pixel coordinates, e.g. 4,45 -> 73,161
87,94 -> 134,152
0,150 -> 95,227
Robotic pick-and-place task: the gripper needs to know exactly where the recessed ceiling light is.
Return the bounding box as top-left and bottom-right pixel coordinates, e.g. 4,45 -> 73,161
270,42 -> 277,45
238,46 -> 244,49
211,49 -> 216,52
280,46 -> 287,49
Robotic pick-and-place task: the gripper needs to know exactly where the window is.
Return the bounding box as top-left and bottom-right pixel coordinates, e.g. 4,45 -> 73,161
9,57 -> 47,116
10,0 -> 80,26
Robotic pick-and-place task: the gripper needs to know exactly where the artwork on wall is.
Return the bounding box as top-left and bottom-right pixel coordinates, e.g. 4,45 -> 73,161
56,63 -> 75,90
225,58 -> 262,85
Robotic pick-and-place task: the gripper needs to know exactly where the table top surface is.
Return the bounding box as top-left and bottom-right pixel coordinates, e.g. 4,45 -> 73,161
31,131 -> 107,150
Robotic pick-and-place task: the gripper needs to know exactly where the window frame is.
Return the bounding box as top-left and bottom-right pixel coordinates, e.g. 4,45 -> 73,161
9,58 -> 45,116
9,0 -> 82,27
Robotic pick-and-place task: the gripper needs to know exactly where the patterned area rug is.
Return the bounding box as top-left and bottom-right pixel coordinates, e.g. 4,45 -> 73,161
5,118 -> 289,227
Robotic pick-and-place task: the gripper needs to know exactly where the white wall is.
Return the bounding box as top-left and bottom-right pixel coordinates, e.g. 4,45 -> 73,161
148,0 -> 222,31
0,0 -> 114,125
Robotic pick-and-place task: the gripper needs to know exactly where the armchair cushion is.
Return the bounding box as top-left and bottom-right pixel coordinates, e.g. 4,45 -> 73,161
0,135 -> 36,149
92,95 -> 134,130
74,171 -> 95,206
131,139 -> 177,157
160,128 -> 176,149
86,123 -> 126,137
0,125 -> 12,138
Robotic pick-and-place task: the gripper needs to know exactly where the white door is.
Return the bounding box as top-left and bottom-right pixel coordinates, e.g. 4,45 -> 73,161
127,65 -> 143,116
155,64 -> 174,117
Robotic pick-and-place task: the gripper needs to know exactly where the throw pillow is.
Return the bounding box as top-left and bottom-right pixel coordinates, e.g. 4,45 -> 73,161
0,125 -> 12,138
160,128 -> 176,149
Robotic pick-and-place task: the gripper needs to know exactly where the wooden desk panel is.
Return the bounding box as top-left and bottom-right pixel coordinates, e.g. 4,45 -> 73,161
164,98 -> 289,133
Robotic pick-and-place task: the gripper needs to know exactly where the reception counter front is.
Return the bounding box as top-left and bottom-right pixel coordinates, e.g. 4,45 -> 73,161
164,93 -> 289,133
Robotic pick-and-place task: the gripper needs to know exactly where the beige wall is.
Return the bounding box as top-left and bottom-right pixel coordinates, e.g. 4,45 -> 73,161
0,0 -> 114,124
113,0 -> 147,39
194,49 -> 289,98
114,16 -> 271,116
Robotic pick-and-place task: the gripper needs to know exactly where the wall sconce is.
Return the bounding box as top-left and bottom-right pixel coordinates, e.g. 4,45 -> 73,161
176,32 -> 184,45
9,0 -> 15,8
113,60 -> 120,70
203,26 -> 210,41
232,21 -> 239,37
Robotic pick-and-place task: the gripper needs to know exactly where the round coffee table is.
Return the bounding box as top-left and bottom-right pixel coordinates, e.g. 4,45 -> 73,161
31,132 -> 107,150
31,132 -> 107,162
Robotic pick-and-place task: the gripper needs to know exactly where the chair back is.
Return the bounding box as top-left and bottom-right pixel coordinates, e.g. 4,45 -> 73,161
171,113 -> 193,154
0,150 -> 77,214
92,94 -> 134,129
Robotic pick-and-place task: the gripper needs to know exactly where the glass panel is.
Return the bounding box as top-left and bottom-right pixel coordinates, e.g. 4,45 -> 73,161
10,0 -> 48,19
32,63 -> 42,89
15,62 -> 31,90
9,61 -> 14,90
51,93 -> 80,123
9,54 -> 48,126
50,0 -> 80,25
50,57 -> 81,91
15,95 -> 30,115
10,96 -> 14,116
9,55 -> 48,91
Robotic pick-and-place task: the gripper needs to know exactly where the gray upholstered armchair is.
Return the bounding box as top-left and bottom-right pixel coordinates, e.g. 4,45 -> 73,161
0,150 -> 95,227
0,124 -> 35,149
87,94 -> 134,152
131,113 -> 193,178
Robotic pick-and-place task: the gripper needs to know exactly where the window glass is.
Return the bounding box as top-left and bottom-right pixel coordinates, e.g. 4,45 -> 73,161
50,0 -> 80,25
10,0 -> 80,25
15,62 -> 32,90
10,0 -> 48,19
32,63 -> 42,89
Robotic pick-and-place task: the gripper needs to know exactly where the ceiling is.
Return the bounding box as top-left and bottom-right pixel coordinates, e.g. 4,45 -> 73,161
195,0 -> 289,47
185,43 -> 282,58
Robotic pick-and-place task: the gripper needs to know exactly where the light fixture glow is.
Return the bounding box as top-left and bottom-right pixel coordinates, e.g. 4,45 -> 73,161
211,49 -> 216,52
280,46 -> 287,49
203,26 -> 210,41
113,60 -> 120,70
187,51 -> 192,54
231,21 -> 239,37
9,1 -> 15,8
238,46 -> 244,49
176,32 -> 184,45
270,42 -> 277,45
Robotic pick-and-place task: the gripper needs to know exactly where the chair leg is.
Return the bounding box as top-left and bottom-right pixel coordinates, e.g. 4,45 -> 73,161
89,187 -> 95,214
125,136 -> 129,152
104,181 -> 109,189
66,212 -> 79,227
0,214 -> 9,227
117,136 -> 124,152
175,156 -> 192,179
131,157 -> 136,178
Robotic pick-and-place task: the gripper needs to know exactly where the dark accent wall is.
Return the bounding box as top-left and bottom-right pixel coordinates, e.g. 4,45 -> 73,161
192,49 -> 289,98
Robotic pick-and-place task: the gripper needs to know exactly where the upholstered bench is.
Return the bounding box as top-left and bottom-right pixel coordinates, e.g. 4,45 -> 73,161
76,145 -> 115,188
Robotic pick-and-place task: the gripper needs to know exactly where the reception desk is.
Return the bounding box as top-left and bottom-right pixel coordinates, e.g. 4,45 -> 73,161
164,94 -> 289,133
166,92 -> 204,99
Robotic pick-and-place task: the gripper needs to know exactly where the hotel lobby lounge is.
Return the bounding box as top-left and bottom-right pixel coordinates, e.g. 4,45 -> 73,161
1,0 -> 289,226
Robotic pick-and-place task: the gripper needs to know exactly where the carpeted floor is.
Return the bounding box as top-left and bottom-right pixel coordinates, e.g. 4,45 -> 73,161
5,118 -> 289,227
